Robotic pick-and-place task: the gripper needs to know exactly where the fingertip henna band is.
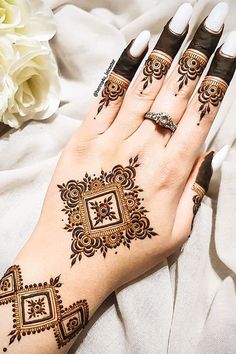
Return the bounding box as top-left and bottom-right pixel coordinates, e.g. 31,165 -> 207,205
141,19 -> 188,92
96,40 -> 148,117
178,19 -> 223,91
197,48 -> 236,123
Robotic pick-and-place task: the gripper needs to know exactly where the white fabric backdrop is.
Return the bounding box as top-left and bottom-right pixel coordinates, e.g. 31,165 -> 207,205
1,0 -> 236,353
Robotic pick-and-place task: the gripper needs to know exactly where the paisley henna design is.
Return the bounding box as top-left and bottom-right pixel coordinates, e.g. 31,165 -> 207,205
141,19 -> 188,92
0,265 -> 89,349
95,40 -> 148,117
191,152 -> 214,229
141,50 -> 172,92
198,76 -> 227,122
58,156 -> 158,266
178,49 -> 207,90
178,19 -> 223,91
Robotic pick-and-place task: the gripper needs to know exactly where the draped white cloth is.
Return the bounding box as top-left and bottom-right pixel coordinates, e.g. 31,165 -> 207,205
1,0 -> 236,353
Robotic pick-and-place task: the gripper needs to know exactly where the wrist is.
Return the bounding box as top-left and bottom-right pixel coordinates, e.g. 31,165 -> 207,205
15,223 -> 115,318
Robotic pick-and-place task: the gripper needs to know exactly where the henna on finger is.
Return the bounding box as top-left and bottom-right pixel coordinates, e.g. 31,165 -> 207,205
191,151 -> 214,229
95,41 -> 148,117
0,266 -> 89,350
178,19 -> 223,91
197,48 -> 236,123
141,19 -> 188,92
58,156 -> 158,266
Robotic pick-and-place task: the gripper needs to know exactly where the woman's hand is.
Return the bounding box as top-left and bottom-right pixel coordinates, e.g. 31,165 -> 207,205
0,3 -> 235,353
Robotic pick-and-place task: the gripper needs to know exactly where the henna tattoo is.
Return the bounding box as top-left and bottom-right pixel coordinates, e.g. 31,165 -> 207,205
191,182 -> 205,230
96,72 -> 129,116
177,19 -> 223,91
0,266 -> 89,349
95,40 -> 147,117
58,156 -> 158,266
191,152 -> 214,229
178,49 -> 207,91
198,76 -> 228,122
197,48 -> 236,123
141,50 -> 172,92
141,18 -> 188,93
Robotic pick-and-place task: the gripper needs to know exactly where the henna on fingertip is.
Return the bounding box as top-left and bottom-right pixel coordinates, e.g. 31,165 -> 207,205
95,40 -> 148,117
197,48 -> 236,123
178,19 -> 223,91
141,19 -> 188,92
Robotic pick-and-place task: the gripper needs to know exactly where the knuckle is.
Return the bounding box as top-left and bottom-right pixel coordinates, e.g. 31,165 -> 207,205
157,162 -> 183,189
158,163 -> 180,189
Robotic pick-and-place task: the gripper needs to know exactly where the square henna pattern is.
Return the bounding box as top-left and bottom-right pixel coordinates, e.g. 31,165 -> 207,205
58,156 -> 158,266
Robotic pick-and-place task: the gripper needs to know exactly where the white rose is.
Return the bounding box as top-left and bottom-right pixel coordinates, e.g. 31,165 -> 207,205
0,36 -> 60,128
0,37 -> 15,117
0,0 -> 56,41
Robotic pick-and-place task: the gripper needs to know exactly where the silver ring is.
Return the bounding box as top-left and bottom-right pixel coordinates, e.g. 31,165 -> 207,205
144,112 -> 177,133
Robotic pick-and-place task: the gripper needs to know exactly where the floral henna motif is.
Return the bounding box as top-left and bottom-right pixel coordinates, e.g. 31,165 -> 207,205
27,297 -> 47,319
95,72 -> 129,117
197,76 -> 228,123
141,50 -> 172,92
178,49 -> 208,91
90,195 -> 117,226
0,266 -> 89,349
58,156 -> 158,265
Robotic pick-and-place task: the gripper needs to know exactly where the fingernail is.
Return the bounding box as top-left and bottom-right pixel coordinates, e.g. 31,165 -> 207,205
130,30 -> 151,57
205,2 -> 229,32
221,31 -> 236,57
169,3 -> 193,34
212,145 -> 230,172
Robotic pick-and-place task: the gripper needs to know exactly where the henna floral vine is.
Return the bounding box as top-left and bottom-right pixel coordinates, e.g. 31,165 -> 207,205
197,76 -> 228,123
141,50 -> 172,92
58,156 -> 158,266
0,266 -> 89,350
178,49 -> 208,91
95,72 -> 129,117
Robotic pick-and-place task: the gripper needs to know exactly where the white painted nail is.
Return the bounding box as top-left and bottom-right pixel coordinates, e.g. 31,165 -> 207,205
221,31 -> 236,57
130,30 -> 151,57
212,145 -> 230,172
169,3 -> 193,34
205,2 -> 229,33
